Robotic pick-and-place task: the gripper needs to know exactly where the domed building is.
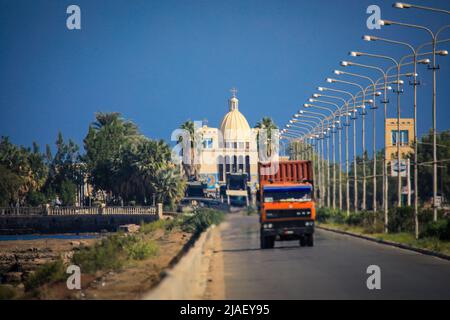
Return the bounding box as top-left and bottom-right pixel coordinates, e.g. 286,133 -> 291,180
197,89 -> 259,196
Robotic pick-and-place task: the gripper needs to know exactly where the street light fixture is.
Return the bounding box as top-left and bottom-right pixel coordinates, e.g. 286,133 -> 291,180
314,86 -> 360,214
361,36 -> 442,236
346,51 -> 405,210
324,77 -> 368,212
393,2 -> 450,14
296,111 -> 330,207
312,95 -> 349,210
334,69 -> 380,212
305,101 -> 340,209
366,20 -> 450,220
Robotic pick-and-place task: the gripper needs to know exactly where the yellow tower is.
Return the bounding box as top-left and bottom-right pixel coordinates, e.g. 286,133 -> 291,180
385,118 -> 414,161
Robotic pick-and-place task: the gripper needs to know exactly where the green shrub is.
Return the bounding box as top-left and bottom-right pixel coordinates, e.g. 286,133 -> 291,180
318,208 -> 384,233
140,219 -> 168,234
140,217 -> 182,234
347,210 -> 379,226
421,219 -> 450,241
317,207 -> 345,223
345,212 -> 364,226
0,285 -> 17,300
418,209 -> 448,225
388,206 -> 414,233
181,208 -> 224,234
24,259 -> 66,291
26,190 -> 47,206
72,209 -> 223,275
72,232 -> 161,273
419,209 -> 434,225
72,234 -> 128,273
316,207 -> 331,222
60,179 -> 76,206
163,217 -> 182,232
245,206 -> 257,216
125,240 -> 159,260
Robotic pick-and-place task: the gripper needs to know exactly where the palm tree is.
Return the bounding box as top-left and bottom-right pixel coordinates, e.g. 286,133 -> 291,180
151,164 -> 186,207
179,120 -> 201,179
254,117 -> 278,157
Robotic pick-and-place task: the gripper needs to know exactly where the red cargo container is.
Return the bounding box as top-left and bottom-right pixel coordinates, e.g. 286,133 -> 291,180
258,160 -> 313,185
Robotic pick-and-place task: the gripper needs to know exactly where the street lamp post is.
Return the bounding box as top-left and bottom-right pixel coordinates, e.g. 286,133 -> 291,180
297,110 -> 331,207
313,93 -> 349,211
361,35 -> 447,237
334,69 -> 380,212
318,87 -> 357,215
341,55 -> 435,232
379,18 -> 450,220
349,51 -> 404,209
294,112 -> 329,207
326,78 -> 367,212
305,101 -> 338,209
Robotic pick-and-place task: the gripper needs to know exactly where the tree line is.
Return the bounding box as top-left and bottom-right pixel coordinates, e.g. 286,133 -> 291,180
0,112 -> 185,208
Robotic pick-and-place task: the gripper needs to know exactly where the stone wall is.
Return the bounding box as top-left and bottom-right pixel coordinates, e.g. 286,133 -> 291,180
0,214 -> 159,235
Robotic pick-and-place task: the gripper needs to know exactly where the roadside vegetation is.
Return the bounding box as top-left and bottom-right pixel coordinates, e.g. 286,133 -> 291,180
0,285 -> 17,300
2,208 -> 224,299
71,234 -> 159,273
69,208 -> 224,275
244,205 -> 258,216
317,207 -> 450,255
24,259 -> 67,292
0,112 -> 186,208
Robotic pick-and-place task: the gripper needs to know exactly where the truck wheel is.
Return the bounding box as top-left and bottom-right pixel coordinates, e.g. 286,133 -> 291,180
299,236 -> 306,247
260,235 -> 274,249
260,235 -> 268,249
306,234 -> 314,247
268,236 -> 275,249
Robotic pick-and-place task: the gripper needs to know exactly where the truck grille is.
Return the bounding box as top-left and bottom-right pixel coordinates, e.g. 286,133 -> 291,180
265,209 -> 311,219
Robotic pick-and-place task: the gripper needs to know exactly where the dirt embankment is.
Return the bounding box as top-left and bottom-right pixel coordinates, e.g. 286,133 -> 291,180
203,224 -> 226,299
79,229 -> 191,300
0,238 -> 97,291
0,228 -> 192,299
0,209 -> 228,300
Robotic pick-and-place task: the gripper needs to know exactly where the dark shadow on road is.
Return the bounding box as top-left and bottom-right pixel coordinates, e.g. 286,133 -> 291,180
216,245 -> 308,253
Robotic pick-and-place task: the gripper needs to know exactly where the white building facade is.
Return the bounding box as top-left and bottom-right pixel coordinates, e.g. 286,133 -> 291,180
197,91 -> 259,193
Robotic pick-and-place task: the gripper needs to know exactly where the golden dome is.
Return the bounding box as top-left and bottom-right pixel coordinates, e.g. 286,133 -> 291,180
220,94 -> 251,141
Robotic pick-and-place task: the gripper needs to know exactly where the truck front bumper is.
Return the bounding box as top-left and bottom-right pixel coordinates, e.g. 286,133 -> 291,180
261,220 -> 314,238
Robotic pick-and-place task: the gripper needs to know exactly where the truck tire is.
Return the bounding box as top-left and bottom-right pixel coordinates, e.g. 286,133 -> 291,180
260,235 -> 267,249
299,236 -> 307,247
268,236 -> 275,249
306,234 -> 314,247
260,235 -> 275,249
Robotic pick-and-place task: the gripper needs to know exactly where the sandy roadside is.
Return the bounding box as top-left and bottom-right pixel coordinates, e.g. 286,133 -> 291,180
203,221 -> 227,299
1,213 -> 229,300
79,229 -> 192,300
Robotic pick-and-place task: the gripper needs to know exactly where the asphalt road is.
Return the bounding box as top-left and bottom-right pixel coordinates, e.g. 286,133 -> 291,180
218,213 -> 450,299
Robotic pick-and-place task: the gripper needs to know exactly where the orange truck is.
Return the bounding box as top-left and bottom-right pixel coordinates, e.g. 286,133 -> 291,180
258,160 -> 315,249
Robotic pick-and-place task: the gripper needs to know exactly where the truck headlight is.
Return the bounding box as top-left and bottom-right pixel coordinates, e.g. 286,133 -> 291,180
264,223 -> 273,229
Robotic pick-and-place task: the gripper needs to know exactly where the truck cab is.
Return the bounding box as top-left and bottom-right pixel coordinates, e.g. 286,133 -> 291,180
258,161 -> 315,249
225,172 -> 250,207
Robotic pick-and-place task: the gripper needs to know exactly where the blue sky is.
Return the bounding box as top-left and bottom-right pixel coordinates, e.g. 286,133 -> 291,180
0,0 -> 449,158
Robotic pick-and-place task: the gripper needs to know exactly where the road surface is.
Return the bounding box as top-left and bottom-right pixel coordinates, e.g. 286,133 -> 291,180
214,213 -> 450,299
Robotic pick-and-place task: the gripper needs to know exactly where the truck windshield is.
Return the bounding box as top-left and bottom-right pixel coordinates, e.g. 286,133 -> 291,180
263,185 -> 312,203
227,174 -> 248,190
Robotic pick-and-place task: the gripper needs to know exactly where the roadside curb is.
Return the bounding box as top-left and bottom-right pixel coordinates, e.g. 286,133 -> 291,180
142,225 -> 216,300
317,225 -> 450,261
